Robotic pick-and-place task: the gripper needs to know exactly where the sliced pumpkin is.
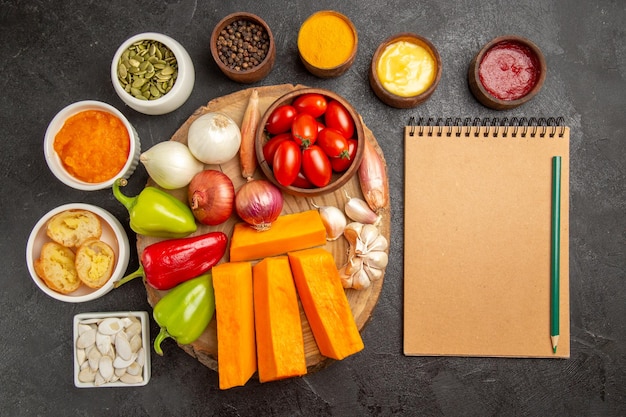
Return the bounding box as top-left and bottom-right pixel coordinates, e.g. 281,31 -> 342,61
253,256 -> 307,382
212,261 -> 257,390
288,248 -> 364,360
230,210 -> 327,261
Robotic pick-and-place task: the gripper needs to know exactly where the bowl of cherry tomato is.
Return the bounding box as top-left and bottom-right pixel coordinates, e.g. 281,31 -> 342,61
255,88 -> 365,197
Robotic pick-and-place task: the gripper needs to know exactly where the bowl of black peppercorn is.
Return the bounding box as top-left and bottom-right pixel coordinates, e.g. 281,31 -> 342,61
210,12 -> 276,84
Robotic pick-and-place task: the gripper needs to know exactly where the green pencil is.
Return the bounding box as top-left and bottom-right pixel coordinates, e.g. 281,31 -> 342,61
551,156 -> 561,354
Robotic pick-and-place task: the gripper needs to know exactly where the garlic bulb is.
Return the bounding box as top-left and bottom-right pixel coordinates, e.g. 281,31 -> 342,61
339,222 -> 389,290
140,141 -> 205,189
310,200 -> 347,241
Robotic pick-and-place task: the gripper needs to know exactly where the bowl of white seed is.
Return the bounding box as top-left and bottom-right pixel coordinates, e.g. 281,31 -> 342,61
73,311 -> 151,388
111,32 -> 195,115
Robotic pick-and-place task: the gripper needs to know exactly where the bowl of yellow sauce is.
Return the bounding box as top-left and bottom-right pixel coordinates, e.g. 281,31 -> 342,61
369,33 -> 442,108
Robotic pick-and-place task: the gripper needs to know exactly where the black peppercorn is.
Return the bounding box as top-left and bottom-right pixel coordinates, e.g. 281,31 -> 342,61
216,19 -> 269,72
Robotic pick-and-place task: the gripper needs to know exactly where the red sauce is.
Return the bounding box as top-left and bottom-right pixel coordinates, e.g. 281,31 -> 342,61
478,41 -> 539,101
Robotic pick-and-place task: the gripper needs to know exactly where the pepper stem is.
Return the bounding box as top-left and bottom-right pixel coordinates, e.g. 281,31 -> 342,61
153,327 -> 172,356
112,178 -> 136,211
114,265 -> 145,288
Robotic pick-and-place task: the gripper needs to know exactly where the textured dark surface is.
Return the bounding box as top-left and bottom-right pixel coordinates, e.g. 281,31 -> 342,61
2,0 -> 625,416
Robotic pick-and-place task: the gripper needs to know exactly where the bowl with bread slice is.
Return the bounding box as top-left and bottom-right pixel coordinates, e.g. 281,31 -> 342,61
26,203 -> 130,302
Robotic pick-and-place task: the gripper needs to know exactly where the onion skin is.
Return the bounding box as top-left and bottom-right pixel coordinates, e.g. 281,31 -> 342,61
188,170 -> 235,226
358,139 -> 389,213
235,180 -> 284,231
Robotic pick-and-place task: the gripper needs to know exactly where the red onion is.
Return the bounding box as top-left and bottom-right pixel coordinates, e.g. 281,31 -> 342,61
188,170 -> 235,225
235,180 -> 284,231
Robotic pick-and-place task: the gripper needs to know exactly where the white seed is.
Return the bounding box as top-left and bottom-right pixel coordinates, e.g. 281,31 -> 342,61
115,332 -> 132,361
78,367 -> 97,383
88,347 -> 102,371
135,348 -> 145,367
76,328 -> 96,349
99,356 -> 114,381
76,348 -> 86,366
94,371 -> 106,386
125,321 -> 142,339
120,373 -> 143,384
77,323 -> 93,335
96,332 -> 112,355
120,317 -> 134,328
129,333 -> 142,353
113,353 -> 137,369
98,318 -> 123,335
115,367 -> 127,377
126,361 -> 142,376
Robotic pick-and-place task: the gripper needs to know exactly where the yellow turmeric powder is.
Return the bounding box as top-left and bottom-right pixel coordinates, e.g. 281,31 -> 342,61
297,12 -> 356,69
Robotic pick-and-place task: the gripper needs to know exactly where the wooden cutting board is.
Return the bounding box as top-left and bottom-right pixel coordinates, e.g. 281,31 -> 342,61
137,83 -> 390,373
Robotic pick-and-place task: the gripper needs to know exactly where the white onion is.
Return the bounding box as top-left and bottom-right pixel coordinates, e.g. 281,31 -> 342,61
139,141 -> 205,189
187,112 -> 241,164
235,180 -> 284,231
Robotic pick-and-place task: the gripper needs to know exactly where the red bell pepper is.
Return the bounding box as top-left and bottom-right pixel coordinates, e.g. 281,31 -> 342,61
115,231 -> 228,290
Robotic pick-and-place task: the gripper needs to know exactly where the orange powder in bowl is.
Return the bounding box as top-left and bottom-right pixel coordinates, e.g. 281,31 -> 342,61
53,110 -> 131,183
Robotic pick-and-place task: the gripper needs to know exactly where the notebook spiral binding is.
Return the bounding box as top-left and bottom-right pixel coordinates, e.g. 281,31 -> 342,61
408,116 -> 566,138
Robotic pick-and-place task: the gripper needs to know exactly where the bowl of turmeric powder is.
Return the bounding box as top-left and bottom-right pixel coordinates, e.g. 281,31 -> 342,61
44,100 -> 141,191
297,10 -> 358,78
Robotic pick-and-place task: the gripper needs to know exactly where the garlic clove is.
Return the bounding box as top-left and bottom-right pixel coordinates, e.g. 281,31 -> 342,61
343,222 -> 363,246
360,224 -> 380,249
352,268 -> 372,290
364,265 -> 384,281
311,202 -> 347,241
364,250 -> 389,269
345,256 -> 363,275
344,191 -> 381,225
368,234 -> 389,252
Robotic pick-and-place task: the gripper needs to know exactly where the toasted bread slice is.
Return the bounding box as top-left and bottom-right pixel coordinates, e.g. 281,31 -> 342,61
34,242 -> 81,294
46,209 -> 102,248
75,239 -> 116,289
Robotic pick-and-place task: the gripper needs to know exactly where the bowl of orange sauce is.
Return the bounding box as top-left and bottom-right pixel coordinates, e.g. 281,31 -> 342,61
44,100 -> 141,191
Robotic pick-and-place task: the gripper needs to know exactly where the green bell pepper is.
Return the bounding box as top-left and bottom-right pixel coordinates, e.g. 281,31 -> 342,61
113,178 -> 197,238
152,273 -> 215,356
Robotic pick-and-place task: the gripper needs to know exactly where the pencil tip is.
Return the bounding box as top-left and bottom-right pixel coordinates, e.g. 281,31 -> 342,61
553,346 -> 557,354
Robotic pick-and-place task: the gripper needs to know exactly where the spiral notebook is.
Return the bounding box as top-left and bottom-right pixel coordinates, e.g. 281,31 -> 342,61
403,117 -> 570,358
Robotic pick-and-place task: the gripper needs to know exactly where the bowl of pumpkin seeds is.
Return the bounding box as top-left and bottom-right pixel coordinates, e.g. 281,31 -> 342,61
111,32 -> 195,115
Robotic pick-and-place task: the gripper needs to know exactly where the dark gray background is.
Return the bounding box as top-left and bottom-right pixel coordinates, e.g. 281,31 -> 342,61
2,0 -> 624,416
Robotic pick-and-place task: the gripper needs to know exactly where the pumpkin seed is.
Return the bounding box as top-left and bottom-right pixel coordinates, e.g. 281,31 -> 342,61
116,38 -> 178,101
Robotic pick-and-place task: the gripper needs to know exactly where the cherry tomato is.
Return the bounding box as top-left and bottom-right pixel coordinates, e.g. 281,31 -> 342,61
292,169 -> 315,189
272,140 -> 301,186
330,138 -> 358,172
317,128 -> 350,159
262,133 -> 292,165
302,145 -> 332,187
325,100 -> 354,139
291,113 -> 318,148
292,93 -> 328,118
266,105 -> 297,135
316,120 -> 326,133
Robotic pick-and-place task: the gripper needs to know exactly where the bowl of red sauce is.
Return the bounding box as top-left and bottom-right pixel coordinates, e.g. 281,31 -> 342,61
44,100 -> 141,191
468,35 -> 546,110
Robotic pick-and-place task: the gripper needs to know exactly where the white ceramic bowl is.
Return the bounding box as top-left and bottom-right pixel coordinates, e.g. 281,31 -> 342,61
111,32 -> 195,115
43,100 -> 141,191
26,203 -> 130,303
73,311 -> 151,388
